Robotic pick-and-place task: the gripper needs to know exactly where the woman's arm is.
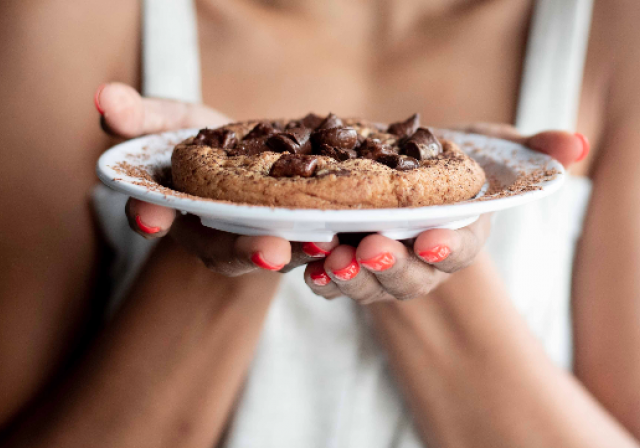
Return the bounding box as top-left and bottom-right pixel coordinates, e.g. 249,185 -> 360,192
368,256 -> 638,447
5,238 -> 280,447
0,4 -> 286,447
572,0 -> 640,436
0,0 -> 140,426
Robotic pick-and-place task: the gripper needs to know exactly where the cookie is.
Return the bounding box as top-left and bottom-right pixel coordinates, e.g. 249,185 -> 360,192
171,113 -> 486,209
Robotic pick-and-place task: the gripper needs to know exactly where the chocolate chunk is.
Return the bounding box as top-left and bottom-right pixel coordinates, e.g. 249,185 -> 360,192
301,113 -> 324,129
402,127 -> 442,160
387,113 -> 420,139
228,136 -> 269,156
357,138 -> 397,159
319,144 -> 358,161
396,155 -> 420,170
193,128 -> 237,149
311,127 -> 358,152
317,112 -> 344,130
376,153 -> 419,170
315,168 -> 352,178
285,113 -> 324,130
266,127 -> 313,154
244,122 -> 279,140
269,154 -> 318,177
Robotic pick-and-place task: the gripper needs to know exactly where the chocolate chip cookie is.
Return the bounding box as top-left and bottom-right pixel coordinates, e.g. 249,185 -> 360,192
171,113 -> 486,209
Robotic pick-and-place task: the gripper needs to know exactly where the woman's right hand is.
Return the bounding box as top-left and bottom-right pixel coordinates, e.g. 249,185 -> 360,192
96,83 -> 339,276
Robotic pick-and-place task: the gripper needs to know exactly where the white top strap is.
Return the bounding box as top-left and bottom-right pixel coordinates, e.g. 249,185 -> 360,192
142,0 -> 202,103
516,0 -> 594,134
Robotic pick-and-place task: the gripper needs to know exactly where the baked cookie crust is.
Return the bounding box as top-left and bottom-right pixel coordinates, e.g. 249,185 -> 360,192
171,114 -> 486,209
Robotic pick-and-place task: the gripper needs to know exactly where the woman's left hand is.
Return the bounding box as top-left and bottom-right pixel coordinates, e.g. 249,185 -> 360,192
304,124 -> 589,304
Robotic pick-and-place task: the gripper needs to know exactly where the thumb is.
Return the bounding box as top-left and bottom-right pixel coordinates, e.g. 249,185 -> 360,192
94,82 -> 231,138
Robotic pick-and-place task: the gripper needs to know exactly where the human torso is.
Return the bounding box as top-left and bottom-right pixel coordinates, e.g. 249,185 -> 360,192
195,0 -> 601,177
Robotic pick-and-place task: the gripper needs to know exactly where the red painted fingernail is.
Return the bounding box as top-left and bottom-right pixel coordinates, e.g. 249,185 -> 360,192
359,252 -> 395,272
302,242 -> 331,258
94,84 -> 107,115
135,215 -> 161,234
419,245 -> 451,263
332,257 -> 360,280
575,133 -> 590,162
251,252 -> 285,271
310,269 -> 332,286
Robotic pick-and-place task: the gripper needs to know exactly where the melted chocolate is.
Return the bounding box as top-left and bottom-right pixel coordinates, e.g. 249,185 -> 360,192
318,144 -> 358,161
311,127 -> 358,151
357,138 -> 397,160
192,112 -> 436,175
376,154 -> 420,170
193,128 -> 237,149
402,128 -> 442,160
266,127 -> 313,155
387,113 -> 420,139
228,136 -> 270,156
244,122 -> 279,140
270,154 -> 318,177
317,112 -> 343,130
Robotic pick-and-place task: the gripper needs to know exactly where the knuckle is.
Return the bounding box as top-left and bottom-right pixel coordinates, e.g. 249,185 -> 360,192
357,288 -> 389,304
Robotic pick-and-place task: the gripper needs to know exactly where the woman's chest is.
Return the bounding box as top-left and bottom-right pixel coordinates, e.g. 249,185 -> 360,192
197,0 -> 532,126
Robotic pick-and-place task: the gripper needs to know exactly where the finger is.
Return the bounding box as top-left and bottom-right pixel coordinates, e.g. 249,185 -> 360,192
355,235 -> 448,301
126,198 -> 176,239
303,261 -> 343,300
94,82 -> 231,139
452,123 -> 588,167
281,237 -> 340,273
412,214 -> 491,273
324,245 -> 395,305
526,131 -> 588,168
171,214 -> 292,276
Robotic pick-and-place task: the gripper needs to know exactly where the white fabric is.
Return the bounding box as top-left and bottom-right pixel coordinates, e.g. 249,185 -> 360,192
93,1 -> 595,446
142,0 -> 202,102
516,0 -> 594,133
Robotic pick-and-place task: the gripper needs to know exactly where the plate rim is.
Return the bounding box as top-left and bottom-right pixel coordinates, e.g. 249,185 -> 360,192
96,128 -> 566,223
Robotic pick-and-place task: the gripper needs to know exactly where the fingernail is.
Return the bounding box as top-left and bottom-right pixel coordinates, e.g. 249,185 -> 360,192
302,242 -> 331,258
251,252 -> 285,271
310,269 -> 332,286
359,252 -> 395,272
332,257 -> 360,281
419,245 -> 451,263
575,133 -> 590,162
135,215 -> 161,234
94,84 -> 107,115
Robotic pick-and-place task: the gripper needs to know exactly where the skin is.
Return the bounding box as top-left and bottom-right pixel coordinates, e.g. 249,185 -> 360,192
0,0 -> 639,446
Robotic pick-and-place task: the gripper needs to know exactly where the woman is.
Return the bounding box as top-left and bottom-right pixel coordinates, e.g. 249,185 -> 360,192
0,0 -> 639,447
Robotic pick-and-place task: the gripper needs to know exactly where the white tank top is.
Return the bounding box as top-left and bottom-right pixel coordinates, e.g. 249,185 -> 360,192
93,1 -> 595,446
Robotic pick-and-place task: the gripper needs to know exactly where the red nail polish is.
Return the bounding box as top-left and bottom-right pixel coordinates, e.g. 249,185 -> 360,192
135,215 -> 161,234
302,242 -> 331,258
575,133 -> 590,162
94,84 -> 107,115
359,252 -> 395,271
251,252 -> 285,271
332,257 -> 360,280
310,269 -> 332,286
419,245 -> 451,263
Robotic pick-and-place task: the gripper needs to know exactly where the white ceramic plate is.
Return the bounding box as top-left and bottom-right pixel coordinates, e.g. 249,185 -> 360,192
96,128 -> 564,242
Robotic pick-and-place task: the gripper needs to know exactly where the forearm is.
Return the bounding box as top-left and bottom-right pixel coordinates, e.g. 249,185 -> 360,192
368,252 -> 637,448
5,238 -> 280,448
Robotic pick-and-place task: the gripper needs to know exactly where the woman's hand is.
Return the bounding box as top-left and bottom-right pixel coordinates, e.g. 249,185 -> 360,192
304,124 -> 589,304
96,83 -> 339,276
